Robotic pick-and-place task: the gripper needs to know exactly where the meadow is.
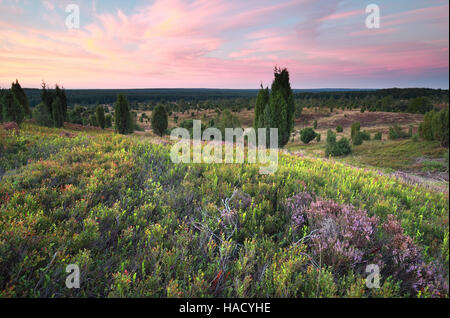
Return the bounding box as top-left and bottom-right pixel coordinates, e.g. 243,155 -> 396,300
0,122 -> 448,297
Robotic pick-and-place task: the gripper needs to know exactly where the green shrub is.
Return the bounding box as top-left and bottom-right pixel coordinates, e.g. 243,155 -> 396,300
389,125 -> 410,140
419,107 -> 449,147
350,122 -> 360,140
336,125 -> 343,133
316,134 -> 321,142
33,103 -> 53,127
360,130 -> 371,141
374,132 -> 382,140
325,129 -> 352,156
313,120 -> 318,129
300,128 -> 317,144
353,132 -> 363,146
337,137 -> 352,155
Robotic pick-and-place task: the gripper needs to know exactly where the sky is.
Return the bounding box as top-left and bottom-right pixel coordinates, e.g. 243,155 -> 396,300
0,0 -> 448,89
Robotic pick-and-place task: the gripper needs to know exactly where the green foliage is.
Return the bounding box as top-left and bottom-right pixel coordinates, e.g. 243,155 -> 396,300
32,103 -> 53,127
40,82 -> 68,123
336,125 -> 343,133
253,86 -> 269,129
408,97 -> 433,114
253,67 -> 294,147
52,96 -> 64,128
105,114 -> 112,128
360,131 -> 371,141
151,104 -> 168,137
374,132 -> 382,140
96,105 -> 106,129
114,94 -> 133,134
419,107 -> 449,147
11,80 -> 30,117
0,123 -> 447,297
351,122 -> 360,140
389,125 -> 411,140
316,134 -> 321,142
300,128 -> 317,144
313,120 -> 318,129
1,90 -> 25,124
216,109 -> 241,138
326,129 -> 352,156
353,132 -> 363,146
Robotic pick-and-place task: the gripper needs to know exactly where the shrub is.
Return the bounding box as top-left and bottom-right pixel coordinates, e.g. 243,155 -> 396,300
300,128 -> 317,144
360,131 -> 370,140
337,137 -> 352,155
33,102 -> 53,127
374,132 -> 382,140
389,125 -> 410,140
352,132 -> 363,146
336,125 -> 343,133
419,107 -> 449,147
350,122 -> 360,140
316,134 -> 321,142
313,120 -> 318,129
325,130 -> 352,157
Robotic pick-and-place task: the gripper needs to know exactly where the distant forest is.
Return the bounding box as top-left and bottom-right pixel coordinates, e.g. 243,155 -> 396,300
23,88 -> 372,107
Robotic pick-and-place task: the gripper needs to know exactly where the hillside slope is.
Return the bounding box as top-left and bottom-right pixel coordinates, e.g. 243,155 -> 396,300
0,124 -> 448,297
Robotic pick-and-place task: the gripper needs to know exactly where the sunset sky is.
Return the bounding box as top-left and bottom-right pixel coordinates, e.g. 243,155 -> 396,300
0,0 -> 448,89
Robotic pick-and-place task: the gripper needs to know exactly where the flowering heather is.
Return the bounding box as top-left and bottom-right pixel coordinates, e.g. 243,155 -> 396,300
379,215 -> 449,296
284,192 -> 313,229
285,192 -> 448,297
305,199 -> 378,272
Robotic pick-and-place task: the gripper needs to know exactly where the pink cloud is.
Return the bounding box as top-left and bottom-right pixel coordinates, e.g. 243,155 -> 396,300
0,0 -> 448,88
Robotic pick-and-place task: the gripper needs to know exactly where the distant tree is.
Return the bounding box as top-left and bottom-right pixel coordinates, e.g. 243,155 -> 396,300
151,104 -> 168,136
52,96 -> 64,128
1,90 -> 25,124
11,80 -> 30,117
313,120 -> 318,129
114,94 -> 133,134
96,104 -> 106,129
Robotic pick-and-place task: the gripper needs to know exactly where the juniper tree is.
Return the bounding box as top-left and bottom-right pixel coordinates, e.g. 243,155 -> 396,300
253,85 -> 269,130
151,104 -> 168,137
2,90 -> 25,124
114,94 -> 132,134
11,80 -> 30,117
96,104 -> 106,129
52,96 -> 64,128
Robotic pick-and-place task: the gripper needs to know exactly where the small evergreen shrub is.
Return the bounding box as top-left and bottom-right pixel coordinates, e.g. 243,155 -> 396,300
300,128 -> 317,144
